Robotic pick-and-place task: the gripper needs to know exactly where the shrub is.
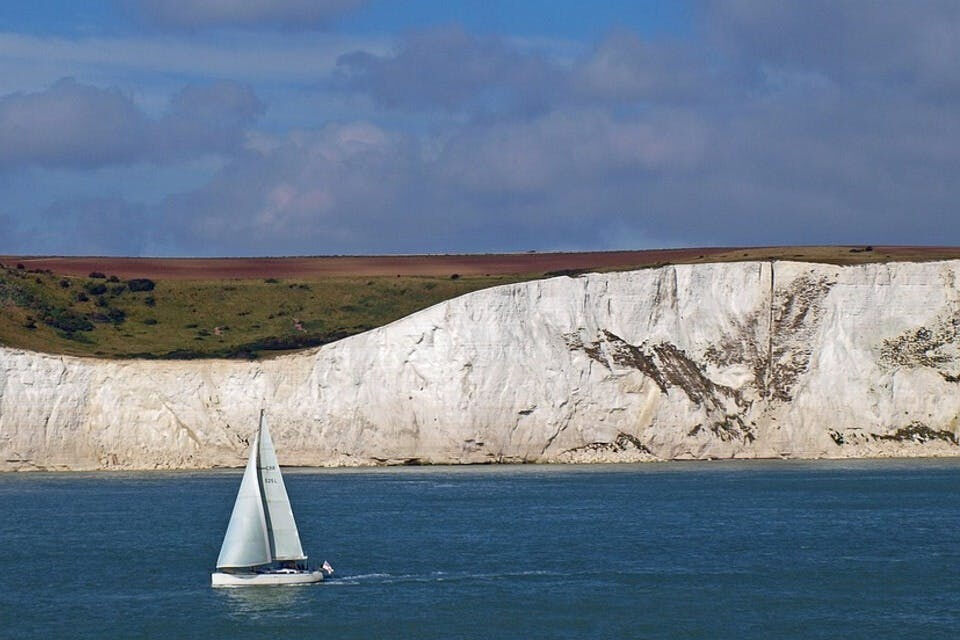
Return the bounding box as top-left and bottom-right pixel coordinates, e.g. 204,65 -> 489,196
88,271 -> 106,279
106,307 -> 126,324
107,275 -> 119,283
109,284 -> 126,296
264,278 -> 280,284
143,318 -> 158,325
76,292 -> 89,302
59,279 -> 71,288
127,278 -> 155,292
144,295 -> 156,307
450,273 -> 460,280
95,296 -> 108,307
85,282 -> 107,295
16,263 -> 25,270
43,308 -> 93,333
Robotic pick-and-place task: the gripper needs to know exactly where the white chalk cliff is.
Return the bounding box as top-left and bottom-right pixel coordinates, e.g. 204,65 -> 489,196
3,260 -> 960,471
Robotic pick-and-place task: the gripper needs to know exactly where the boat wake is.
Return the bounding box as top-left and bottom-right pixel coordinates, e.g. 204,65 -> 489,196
331,569 -> 564,586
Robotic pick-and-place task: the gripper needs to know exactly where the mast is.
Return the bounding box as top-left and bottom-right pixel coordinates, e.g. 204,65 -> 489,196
255,409 -> 277,558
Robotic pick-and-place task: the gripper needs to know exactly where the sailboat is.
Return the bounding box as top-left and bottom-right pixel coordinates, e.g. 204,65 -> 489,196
211,410 -> 333,587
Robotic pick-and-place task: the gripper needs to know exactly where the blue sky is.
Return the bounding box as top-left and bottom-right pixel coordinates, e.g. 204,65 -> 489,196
1,1 -> 959,256
1,1 -> 691,39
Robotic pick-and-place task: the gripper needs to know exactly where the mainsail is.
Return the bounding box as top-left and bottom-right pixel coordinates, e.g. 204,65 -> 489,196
215,411 -> 306,569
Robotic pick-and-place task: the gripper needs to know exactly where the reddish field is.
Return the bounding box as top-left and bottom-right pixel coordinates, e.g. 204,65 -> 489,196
3,246 -> 959,280
0,249 -> 731,279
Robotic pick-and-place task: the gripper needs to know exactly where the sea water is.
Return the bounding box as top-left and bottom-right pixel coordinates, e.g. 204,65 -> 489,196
2,459 -> 960,639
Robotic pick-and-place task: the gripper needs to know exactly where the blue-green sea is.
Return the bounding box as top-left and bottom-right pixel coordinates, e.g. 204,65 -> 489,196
3,459 -> 960,639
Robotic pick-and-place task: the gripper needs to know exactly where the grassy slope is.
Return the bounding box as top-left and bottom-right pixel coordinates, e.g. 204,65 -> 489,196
2,246 -> 958,359
0,267 -> 534,358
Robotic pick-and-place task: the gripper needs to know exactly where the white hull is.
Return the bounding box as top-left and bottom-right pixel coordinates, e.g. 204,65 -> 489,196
211,570 -> 325,587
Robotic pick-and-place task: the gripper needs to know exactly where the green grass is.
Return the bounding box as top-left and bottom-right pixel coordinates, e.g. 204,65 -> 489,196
0,267 -> 534,359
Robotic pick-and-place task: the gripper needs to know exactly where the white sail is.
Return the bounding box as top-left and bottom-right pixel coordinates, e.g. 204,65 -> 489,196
258,414 -> 307,561
216,431 -> 271,569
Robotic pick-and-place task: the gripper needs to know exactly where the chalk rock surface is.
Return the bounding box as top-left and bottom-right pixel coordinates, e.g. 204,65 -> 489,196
3,260 -> 960,471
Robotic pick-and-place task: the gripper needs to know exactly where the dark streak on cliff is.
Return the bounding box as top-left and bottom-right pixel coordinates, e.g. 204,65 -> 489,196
830,423 -> 959,446
561,432 -> 655,457
704,270 -> 835,402
874,423 -> 959,445
566,330 -> 755,442
879,310 -> 960,372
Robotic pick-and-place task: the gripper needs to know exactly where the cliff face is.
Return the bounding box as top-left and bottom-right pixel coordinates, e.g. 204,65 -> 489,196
3,260 -> 960,471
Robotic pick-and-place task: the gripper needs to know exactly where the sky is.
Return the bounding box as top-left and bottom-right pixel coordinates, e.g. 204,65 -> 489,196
1,1 -> 959,256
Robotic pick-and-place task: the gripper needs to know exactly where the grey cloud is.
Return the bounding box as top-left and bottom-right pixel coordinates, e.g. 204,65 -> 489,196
156,76 -> 960,254
159,81 -> 264,157
439,109 -> 706,195
336,26 -> 560,112
45,84 -> 960,256
569,30 -> 715,104
155,109 -> 712,255
162,123 -> 425,254
14,3 -> 960,256
335,3 -> 960,113
337,27 -> 719,114
0,79 -> 150,169
0,211 -> 20,253
621,86 -> 960,246
703,0 -> 960,94
0,79 -> 263,170
313,4 -> 960,253
19,197 -> 151,255
136,0 -> 367,30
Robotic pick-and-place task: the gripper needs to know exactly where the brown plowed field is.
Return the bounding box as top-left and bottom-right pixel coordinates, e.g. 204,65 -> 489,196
4,246 -> 959,280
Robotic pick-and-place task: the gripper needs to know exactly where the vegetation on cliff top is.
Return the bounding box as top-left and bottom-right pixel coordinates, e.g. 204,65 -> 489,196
0,264 -> 534,359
